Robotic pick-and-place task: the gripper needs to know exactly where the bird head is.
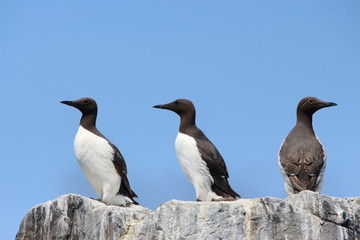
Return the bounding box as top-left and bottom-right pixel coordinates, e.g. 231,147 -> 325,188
297,97 -> 337,116
61,97 -> 98,116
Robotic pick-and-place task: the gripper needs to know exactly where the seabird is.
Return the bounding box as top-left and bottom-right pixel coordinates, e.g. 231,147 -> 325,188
61,97 -> 138,206
154,99 -> 240,201
278,97 -> 337,194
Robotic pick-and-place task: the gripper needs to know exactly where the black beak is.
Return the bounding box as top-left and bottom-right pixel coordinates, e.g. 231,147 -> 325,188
153,104 -> 166,109
60,100 -> 77,107
322,102 -> 337,108
153,103 -> 173,110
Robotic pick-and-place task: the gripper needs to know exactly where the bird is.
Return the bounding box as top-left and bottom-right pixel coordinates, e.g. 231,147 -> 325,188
278,97 -> 337,194
153,99 -> 240,201
61,97 -> 138,206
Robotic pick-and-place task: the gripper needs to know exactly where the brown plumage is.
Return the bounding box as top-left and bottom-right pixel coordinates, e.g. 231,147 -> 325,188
279,97 -> 337,194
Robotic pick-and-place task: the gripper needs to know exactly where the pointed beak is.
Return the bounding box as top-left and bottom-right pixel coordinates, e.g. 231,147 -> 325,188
153,103 -> 172,110
322,101 -> 337,108
153,104 -> 165,109
60,101 -> 77,108
61,100 -> 76,107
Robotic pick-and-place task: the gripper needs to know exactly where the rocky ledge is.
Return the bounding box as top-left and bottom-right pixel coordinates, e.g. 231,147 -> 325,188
16,191 -> 360,240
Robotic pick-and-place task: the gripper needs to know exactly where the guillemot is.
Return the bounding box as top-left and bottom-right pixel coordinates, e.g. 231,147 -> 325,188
278,97 -> 337,194
154,99 -> 240,201
61,97 -> 138,206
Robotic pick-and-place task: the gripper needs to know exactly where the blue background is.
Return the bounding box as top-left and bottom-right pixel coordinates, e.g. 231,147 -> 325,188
1,1 -> 359,239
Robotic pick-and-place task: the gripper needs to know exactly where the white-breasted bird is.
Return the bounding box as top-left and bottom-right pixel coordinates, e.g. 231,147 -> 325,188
61,97 -> 138,206
154,99 -> 240,201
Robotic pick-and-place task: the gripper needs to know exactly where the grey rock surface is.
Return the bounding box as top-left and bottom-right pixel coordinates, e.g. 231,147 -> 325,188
16,191 -> 360,240
16,194 -> 152,240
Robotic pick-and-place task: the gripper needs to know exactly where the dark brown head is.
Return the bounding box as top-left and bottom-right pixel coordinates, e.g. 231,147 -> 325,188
61,97 -> 98,128
61,97 -> 104,135
153,99 -> 196,125
61,97 -> 98,116
297,97 -> 337,117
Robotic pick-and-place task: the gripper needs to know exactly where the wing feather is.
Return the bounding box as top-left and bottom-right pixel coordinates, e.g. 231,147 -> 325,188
279,137 -> 325,193
108,142 -> 138,204
190,127 -> 240,198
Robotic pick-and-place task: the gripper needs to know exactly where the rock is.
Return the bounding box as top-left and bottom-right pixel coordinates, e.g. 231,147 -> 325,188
16,191 -> 360,240
15,194 -> 152,240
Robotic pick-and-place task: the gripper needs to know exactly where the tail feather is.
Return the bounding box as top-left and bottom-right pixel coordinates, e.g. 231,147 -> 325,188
119,178 -> 139,205
212,176 -> 240,199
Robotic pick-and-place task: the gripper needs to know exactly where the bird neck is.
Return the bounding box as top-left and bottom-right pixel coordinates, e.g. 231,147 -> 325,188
80,113 -> 97,131
179,112 -> 196,133
296,111 -> 315,135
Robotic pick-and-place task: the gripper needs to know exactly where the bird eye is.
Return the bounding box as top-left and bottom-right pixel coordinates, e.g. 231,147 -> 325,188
308,99 -> 313,104
84,100 -> 89,104
175,100 -> 179,104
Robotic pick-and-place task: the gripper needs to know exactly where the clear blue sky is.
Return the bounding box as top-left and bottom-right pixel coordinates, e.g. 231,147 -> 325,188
1,1 -> 359,239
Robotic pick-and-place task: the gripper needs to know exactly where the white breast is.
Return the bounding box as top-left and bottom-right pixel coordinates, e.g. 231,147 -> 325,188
74,126 -> 121,203
175,132 -> 221,201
